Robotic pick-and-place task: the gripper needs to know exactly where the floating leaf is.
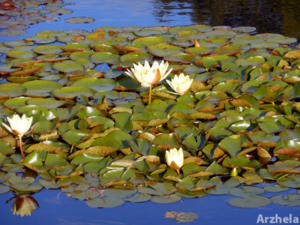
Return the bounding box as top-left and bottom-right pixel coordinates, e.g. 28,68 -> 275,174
72,78 -> 115,92
0,140 -> 14,154
91,52 -> 120,64
65,17 -> 95,24
53,60 -> 84,73
52,86 -> 94,99
23,80 -> 62,96
228,195 -> 270,208
33,45 -> 62,55
219,135 -> 242,157
6,50 -> 35,59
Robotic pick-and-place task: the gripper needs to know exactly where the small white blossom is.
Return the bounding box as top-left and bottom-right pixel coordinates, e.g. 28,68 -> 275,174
165,148 -> 184,173
2,114 -> 33,137
166,73 -> 193,95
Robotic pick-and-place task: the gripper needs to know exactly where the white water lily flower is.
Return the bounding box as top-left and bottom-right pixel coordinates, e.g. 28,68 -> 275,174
2,114 -> 33,137
125,60 -> 172,87
165,148 -> 184,174
166,73 -> 193,95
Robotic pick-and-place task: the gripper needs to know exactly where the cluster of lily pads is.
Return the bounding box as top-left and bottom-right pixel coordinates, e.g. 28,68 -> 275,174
0,24 -> 299,213
0,0 -> 72,36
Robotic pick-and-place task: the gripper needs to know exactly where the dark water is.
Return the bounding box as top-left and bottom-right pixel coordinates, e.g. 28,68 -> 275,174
1,0 -> 300,41
152,0 -> 300,39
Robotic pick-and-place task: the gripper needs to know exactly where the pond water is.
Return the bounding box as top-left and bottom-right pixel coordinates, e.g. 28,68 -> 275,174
0,188 -> 299,225
1,0 -> 300,41
0,0 -> 300,225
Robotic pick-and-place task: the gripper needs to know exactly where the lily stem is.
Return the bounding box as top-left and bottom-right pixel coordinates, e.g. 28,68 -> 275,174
148,84 -> 152,105
18,136 -> 25,159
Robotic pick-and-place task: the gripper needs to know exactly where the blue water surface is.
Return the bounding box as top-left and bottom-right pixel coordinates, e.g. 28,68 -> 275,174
0,189 -> 299,225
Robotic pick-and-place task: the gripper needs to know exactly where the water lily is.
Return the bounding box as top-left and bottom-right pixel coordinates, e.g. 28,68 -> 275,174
11,195 -> 39,217
2,114 -> 33,159
166,73 -> 193,95
125,60 -> 172,104
165,148 -> 184,174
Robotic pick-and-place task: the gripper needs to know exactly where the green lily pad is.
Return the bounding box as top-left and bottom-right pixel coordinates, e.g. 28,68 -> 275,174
151,194 -> 181,203
23,152 -> 43,168
53,60 -> 84,73
27,98 -> 65,109
277,174 -> 300,188
126,193 -> 151,202
63,130 -> 89,145
72,78 -> 116,92
0,140 -> 14,154
45,153 -> 68,167
148,43 -> 182,57
154,133 -> 181,148
120,52 -> 152,66
132,36 -> 169,48
219,135 -> 242,157
33,45 -> 62,55
93,42 -> 118,54
26,33 -> 56,44
23,80 -> 62,96
63,43 -> 90,52
3,97 -> 30,108
165,53 -> 195,63
70,51 -> 94,60
111,112 -> 133,132
52,86 -> 94,99
6,50 -> 35,59
0,83 -> 25,97
258,117 -> 282,133
91,52 -> 120,64
228,195 -> 271,208
86,196 -> 124,208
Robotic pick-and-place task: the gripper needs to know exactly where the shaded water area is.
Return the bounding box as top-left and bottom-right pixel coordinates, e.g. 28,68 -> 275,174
152,0 -> 300,40
1,0 -> 300,40
0,0 -> 300,225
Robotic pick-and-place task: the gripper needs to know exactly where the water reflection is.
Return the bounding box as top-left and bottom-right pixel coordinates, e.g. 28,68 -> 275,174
152,0 -> 300,39
7,194 -> 39,217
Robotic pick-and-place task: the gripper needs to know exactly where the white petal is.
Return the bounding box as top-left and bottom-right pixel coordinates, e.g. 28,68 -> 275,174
1,122 -> 13,133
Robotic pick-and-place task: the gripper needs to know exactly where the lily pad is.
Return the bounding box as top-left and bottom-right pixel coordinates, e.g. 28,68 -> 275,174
33,45 -> 62,55
53,60 -> 84,73
120,52 -> 152,65
91,52 -> 120,64
52,86 -> 94,99
132,36 -> 169,48
65,17 -> 95,24
23,80 -> 62,96
148,43 -> 182,57
72,78 -> 116,92
228,195 -> 271,208
6,50 -> 35,59
0,83 -> 25,97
